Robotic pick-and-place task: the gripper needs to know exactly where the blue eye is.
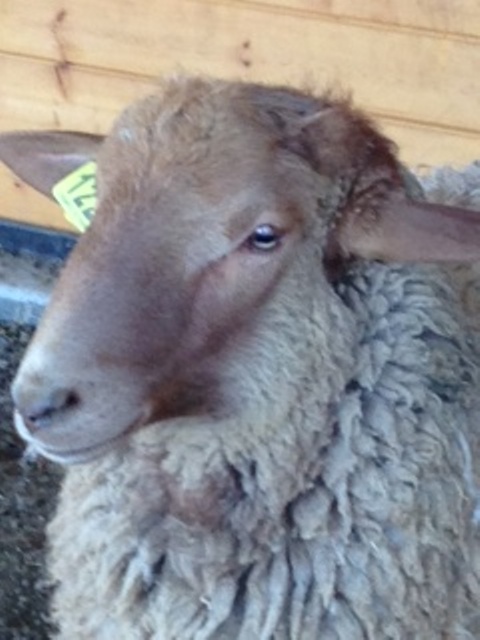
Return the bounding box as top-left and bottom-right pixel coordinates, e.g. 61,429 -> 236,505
247,224 -> 282,251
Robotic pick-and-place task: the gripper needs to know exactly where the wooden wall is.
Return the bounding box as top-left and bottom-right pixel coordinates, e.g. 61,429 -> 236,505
1,0 -> 480,231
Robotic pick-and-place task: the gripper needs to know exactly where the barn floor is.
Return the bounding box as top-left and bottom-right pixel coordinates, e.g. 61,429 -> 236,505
0,227 -> 73,640
0,321 -> 62,640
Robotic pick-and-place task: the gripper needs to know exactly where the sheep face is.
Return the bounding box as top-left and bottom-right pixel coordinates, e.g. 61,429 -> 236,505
3,77 -> 480,464
7,81 -> 353,463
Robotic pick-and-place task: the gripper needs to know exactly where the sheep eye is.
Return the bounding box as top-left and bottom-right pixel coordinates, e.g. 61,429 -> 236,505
247,224 -> 282,251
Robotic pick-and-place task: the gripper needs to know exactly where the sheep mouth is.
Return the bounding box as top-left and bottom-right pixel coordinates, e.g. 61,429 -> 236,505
30,433 -> 129,464
14,410 -> 145,465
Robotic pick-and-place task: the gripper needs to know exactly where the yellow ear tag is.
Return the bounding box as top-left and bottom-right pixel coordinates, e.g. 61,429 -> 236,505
52,161 -> 97,232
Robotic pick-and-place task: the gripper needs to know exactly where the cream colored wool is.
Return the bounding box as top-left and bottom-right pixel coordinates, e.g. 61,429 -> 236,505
46,163 -> 480,638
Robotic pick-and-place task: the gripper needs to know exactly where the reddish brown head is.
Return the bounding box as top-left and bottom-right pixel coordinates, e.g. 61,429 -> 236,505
1,77 -> 480,464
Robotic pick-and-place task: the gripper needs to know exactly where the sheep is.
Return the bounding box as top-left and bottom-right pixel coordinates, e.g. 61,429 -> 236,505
1,76 -> 480,639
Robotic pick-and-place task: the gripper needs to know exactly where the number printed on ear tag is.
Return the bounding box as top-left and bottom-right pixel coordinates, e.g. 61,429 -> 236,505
52,161 -> 97,232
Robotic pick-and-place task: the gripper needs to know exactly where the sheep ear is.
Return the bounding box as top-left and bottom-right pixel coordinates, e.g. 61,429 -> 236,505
335,191 -> 480,263
0,131 -> 104,200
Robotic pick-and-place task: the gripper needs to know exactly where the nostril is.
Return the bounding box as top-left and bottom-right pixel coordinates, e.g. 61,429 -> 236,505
64,390 -> 80,410
21,387 -> 80,429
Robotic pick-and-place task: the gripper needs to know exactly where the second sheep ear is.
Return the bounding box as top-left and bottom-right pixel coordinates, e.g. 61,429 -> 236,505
334,188 -> 480,264
0,131 -> 104,200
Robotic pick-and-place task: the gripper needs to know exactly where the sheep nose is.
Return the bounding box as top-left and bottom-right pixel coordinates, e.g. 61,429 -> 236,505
12,381 -> 80,432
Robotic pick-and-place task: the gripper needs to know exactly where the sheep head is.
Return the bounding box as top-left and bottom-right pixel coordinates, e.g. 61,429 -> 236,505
2,77 -> 480,464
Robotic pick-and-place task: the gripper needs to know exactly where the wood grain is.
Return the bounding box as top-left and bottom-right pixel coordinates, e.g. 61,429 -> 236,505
255,0 -> 480,37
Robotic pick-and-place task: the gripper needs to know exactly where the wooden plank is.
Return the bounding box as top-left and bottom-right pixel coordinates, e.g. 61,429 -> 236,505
254,0 -> 480,38
380,121 -> 480,169
0,54 -> 156,133
1,0 -> 480,134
